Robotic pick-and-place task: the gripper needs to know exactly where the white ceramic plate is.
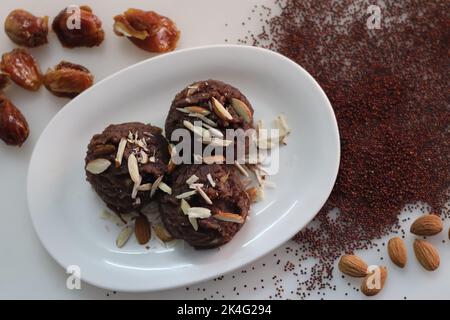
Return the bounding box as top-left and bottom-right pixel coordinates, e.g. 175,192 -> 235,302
27,45 -> 340,292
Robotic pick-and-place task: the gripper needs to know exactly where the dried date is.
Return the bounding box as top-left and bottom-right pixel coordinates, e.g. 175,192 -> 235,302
1,48 -> 42,91
4,9 -> 48,47
0,95 -> 29,146
43,61 -> 94,98
52,5 -> 105,48
113,9 -> 180,53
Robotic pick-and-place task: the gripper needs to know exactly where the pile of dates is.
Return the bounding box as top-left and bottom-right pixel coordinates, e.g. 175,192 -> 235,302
0,6 -> 180,146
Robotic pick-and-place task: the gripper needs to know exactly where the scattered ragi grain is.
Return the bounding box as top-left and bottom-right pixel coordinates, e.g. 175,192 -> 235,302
247,0 -> 449,293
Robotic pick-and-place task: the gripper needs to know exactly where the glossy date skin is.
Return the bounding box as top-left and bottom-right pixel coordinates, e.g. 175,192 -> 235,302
1,48 -> 42,91
0,95 -> 29,146
4,9 -> 49,47
43,61 -> 94,98
52,5 -> 105,48
113,9 -> 180,53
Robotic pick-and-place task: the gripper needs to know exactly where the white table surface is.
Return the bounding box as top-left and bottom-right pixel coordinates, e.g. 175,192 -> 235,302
1,0 -> 448,299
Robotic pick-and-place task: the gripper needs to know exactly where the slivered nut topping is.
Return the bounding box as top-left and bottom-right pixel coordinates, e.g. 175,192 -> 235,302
158,181 -> 172,194
177,106 -> 210,115
187,207 -> 211,219
115,137 -> 127,167
175,190 -> 197,199
231,98 -> 252,123
211,97 -> 233,121
150,175 -> 163,198
86,158 -> 111,174
127,153 -> 140,183
186,174 -> 199,185
195,186 -> 213,205
116,226 -> 133,248
213,212 -> 245,224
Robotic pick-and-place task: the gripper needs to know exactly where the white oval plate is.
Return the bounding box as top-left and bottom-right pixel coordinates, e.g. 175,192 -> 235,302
27,45 -> 339,292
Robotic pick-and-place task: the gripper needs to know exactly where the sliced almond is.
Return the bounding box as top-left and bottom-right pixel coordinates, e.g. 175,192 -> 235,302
139,150 -> 148,164
231,98 -> 252,123
150,176 -> 163,198
176,107 -> 190,114
203,155 -> 225,164
158,182 -> 172,195
234,161 -> 249,177
136,138 -> 149,151
187,207 -> 211,219
116,226 -> 133,248
153,223 -> 174,242
189,217 -> 199,231
186,174 -> 199,185
183,120 -> 211,140
252,167 -> 265,186
189,183 -> 204,189
207,173 -> 216,187
195,186 -> 213,205
138,183 -> 152,191
177,106 -> 210,115
275,114 -> 291,144
186,84 -> 199,96
213,211 -> 245,224
185,106 -> 210,115
127,154 -> 140,183
211,97 -> 233,121
188,113 -> 218,127
202,123 -> 224,138
131,175 -> 142,199
180,199 -> 190,215
134,216 -> 151,245
114,138 -> 127,167
207,138 -> 233,147
175,190 -> 197,199
86,159 -> 111,174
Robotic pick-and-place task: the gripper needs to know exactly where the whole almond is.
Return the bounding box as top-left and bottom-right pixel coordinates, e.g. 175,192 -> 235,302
361,266 -> 387,297
413,239 -> 440,271
410,214 -> 443,236
338,254 -> 368,277
134,215 -> 151,245
387,237 -> 407,268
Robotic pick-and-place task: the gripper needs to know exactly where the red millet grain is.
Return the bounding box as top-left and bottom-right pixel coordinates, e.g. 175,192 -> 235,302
250,0 -> 449,293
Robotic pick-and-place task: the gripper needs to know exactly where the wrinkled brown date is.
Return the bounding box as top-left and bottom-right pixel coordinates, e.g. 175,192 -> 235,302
52,5 -> 105,48
1,48 -> 42,91
113,9 -> 180,53
0,71 -> 10,91
43,61 -> 94,98
4,9 -> 49,47
0,95 -> 29,146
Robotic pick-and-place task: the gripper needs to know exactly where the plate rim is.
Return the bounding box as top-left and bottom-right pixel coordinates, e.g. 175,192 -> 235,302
26,44 -> 340,292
